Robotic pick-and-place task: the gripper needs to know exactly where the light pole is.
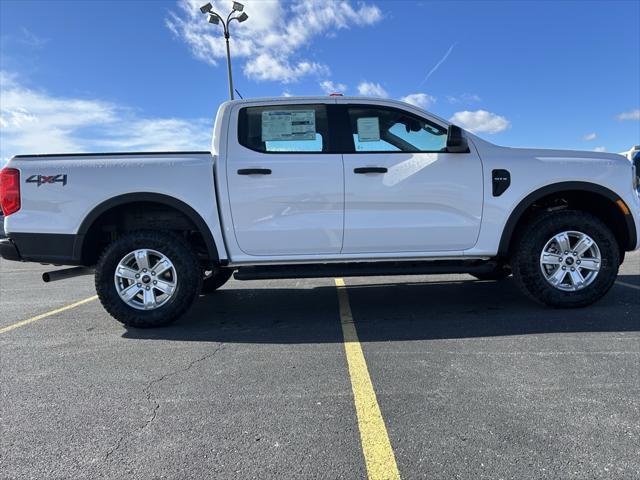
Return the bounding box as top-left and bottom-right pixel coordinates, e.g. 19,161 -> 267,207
200,2 -> 248,100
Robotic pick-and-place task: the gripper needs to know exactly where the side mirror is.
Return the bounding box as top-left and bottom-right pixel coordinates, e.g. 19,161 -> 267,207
446,125 -> 470,153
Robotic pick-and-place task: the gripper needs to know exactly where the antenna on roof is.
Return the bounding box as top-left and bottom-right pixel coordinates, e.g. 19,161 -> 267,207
234,89 -> 244,99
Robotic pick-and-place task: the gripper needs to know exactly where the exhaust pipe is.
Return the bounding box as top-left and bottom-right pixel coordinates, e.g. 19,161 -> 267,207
42,266 -> 94,283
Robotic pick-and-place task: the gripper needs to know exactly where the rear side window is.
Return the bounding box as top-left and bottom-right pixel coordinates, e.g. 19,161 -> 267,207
346,105 -> 447,153
238,104 -> 329,153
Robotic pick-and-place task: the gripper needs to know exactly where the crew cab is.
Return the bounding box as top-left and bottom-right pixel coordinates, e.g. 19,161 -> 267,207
1,96 -> 639,327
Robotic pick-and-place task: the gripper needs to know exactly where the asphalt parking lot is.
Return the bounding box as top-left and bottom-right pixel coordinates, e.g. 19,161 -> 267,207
1,253 -> 639,480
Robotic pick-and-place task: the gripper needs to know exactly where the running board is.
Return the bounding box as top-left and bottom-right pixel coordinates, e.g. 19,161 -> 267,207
233,260 -> 498,281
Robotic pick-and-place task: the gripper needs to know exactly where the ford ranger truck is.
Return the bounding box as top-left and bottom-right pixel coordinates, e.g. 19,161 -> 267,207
1,96 -> 639,327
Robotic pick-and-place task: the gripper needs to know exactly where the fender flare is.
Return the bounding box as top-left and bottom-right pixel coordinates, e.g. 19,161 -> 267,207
76,192 -> 219,262
497,181 -> 637,256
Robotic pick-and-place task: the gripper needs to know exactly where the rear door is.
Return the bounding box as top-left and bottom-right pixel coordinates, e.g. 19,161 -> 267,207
338,101 -> 484,253
226,102 -> 344,256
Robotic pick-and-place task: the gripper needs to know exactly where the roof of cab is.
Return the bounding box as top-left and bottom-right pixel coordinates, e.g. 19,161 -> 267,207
225,95 -> 413,105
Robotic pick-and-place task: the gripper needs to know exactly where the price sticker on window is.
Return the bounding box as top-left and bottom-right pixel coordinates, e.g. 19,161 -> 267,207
357,117 -> 381,142
262,110 -> 316,142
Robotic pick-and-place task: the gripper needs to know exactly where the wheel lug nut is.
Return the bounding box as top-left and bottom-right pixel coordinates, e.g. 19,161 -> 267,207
562,266 -> 567,270
564,251 -> 569,255
153,281 -> 157,285
137,283 -> 141,287
151,272 -> 155,276
570,267 -> 575,271
577,260 -> 581,265
146,286 -> 150,291
143,269 -> 147,272
135,274 -> 140,278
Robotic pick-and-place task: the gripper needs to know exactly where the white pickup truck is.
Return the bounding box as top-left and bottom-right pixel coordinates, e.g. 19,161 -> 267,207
1,96 -> 639,327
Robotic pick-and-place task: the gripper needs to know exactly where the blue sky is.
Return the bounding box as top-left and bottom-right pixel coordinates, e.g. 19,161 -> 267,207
1,0 -> 639,161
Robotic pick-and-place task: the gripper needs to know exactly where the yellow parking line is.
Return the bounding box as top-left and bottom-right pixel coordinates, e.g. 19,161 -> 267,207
334,278 -> 400,480
0,296 -> 98,334
616,280 -> 640,291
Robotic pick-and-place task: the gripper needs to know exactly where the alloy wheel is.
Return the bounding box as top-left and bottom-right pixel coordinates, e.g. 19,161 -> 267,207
114,249 -> 178,310
539,231 -> 601,292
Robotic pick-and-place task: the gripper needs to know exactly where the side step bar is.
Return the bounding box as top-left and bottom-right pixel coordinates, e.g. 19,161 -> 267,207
234,260 -> 498,281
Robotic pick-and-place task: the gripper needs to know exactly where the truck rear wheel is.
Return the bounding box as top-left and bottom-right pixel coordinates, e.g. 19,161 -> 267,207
202,267 -> 234,293
511,210 -> 619,308
95,230 -> 202,327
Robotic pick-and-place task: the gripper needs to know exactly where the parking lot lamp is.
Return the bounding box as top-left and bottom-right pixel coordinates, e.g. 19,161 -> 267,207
200,2 -> 248,100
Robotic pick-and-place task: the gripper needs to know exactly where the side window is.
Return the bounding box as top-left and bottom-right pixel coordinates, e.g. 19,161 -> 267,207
238,104 -> 329,153
347,106 -> 447,153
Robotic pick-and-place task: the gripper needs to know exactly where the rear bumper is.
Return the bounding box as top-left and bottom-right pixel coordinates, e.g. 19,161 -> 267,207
0,233 -> 82,265
0,238 -> 22,261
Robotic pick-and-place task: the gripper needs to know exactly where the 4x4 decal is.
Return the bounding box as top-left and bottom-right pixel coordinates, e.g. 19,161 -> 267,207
26,174 -> 68,187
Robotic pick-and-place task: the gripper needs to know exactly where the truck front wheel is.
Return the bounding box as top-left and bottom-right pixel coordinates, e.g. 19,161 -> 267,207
511,210 -> 619,308
95,230 -> 202,327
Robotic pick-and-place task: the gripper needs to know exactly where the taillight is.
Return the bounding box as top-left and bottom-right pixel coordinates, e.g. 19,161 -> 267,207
0,168 -> 21,216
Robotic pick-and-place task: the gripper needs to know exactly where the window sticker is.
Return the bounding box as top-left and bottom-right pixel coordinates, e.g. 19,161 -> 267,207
357,117 -> 381,142
261,110 -> 316,142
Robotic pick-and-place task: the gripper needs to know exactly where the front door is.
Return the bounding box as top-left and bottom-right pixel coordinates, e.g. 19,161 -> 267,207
339,102 -> 483,253
227,102 -> 344,256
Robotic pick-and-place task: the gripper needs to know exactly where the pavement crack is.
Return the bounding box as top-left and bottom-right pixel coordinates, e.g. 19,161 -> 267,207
141,342 -> 225,431
104,434 -> 126,462
103,342 -> 225,462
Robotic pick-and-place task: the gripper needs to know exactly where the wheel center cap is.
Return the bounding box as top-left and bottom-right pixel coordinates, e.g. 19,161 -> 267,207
565,257 -> 574,266
142,275 -> 151,284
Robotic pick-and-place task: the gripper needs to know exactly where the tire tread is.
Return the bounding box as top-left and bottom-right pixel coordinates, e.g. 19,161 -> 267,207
95,230 -> 202,327
511,209 -> 619,308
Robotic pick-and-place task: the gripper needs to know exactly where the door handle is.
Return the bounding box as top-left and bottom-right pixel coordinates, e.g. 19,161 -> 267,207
354,167 -> 387,174
237,168 -> 272,175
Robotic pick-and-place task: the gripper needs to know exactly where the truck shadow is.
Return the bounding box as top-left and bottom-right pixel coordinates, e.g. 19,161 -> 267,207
122,274 -> 640,343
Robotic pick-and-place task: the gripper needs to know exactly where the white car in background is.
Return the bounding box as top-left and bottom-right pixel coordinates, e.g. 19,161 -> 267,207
621,145 -> 640,192
621,145 -> 640,161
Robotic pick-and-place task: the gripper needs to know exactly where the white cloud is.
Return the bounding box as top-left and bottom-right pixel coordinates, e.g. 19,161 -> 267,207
357,81 -> 388,98
0,72 -> 210,162
593,146 -> 606,152
97,118 -> 212,151
243,54 -> 328,83
16,27 -> 49,48
166,0 -> 381,84
582,132 -> 597,141
617,109 -> 640,121
400,93 -> 436,109
320,80 -> 347,94
446,93 -> 481,104
449,110 -> 510,134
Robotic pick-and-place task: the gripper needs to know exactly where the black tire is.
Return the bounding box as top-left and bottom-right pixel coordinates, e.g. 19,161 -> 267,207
511,210 -> 620,308
201,267 -> 234,293
472,265 -> 511,281
95,230 -> 202,327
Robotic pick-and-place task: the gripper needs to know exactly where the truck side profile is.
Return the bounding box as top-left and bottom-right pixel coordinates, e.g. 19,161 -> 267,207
1,96 -> 639,327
